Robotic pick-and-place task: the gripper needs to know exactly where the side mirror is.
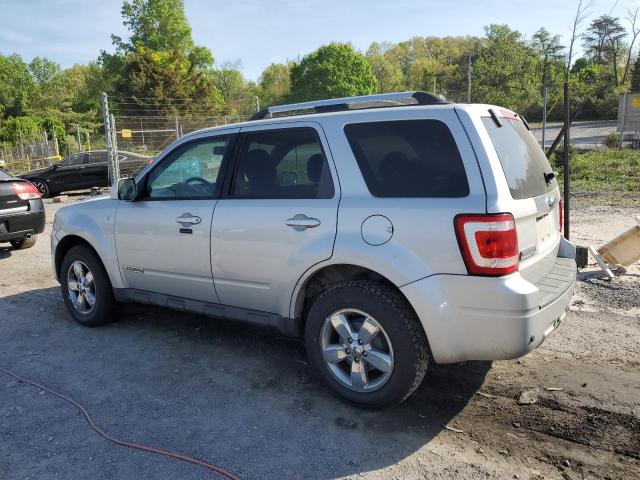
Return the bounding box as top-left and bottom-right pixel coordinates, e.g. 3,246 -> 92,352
114,177 -> 137,201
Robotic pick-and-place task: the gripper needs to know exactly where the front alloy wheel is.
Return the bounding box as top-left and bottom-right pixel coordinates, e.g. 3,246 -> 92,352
66,260 -> 96,314
320,308 -> 394,392
60,245 -> 121,326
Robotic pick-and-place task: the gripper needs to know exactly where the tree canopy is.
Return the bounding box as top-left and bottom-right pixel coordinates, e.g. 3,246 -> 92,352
290,43 -> 378,101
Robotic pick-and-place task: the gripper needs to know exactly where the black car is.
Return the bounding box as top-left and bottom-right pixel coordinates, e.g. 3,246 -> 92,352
0,169 -> 45,250
17,150 -> 152,197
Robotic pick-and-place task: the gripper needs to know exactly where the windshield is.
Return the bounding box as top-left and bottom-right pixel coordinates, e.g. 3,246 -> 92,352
482,116 -> 556,199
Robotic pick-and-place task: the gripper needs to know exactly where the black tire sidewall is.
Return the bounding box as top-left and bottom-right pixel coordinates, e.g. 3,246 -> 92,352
305,282 -> 428,408
60,245 -> 118,326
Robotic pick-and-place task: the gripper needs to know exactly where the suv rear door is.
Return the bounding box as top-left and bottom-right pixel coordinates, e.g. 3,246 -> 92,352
479,109 -> 563,285
211,122 -> 340,314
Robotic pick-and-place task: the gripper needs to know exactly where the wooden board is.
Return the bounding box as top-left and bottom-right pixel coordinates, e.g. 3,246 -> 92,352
599,216 -> 640,267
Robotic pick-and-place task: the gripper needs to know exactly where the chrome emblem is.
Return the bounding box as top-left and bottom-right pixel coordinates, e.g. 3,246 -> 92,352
546,195 -> 556,208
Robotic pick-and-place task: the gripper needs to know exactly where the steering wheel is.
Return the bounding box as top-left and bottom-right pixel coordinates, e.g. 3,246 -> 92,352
184,176 -> 210,186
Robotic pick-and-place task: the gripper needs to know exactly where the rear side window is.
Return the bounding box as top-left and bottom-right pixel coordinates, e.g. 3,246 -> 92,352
482,117 -> 556,199
231,128 -> 334,199
344,120 -> 469,197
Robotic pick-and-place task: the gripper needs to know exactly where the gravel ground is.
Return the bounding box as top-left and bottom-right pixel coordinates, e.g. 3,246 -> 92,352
0,196 -> 639,480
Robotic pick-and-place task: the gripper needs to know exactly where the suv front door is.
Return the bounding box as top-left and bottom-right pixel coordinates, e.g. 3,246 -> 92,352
211,123 -> 340,314
115,130 -> 238,303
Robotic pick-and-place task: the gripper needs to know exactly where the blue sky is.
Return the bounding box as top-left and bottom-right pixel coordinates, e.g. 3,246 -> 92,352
0,0 -> 635,80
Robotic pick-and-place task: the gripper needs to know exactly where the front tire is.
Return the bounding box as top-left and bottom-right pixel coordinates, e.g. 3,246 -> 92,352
10,233 -> 37,250
305,281 -> 429,408
60,245 -> 122,326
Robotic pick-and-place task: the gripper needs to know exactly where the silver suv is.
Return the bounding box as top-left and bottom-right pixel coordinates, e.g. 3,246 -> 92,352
51,92 -> 576,407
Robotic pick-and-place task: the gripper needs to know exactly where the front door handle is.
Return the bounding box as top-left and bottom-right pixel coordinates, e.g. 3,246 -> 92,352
176,213 -> 202,227
286,214 -> 321,231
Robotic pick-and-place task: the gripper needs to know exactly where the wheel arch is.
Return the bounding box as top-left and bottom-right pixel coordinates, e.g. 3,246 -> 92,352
55,235 -> 106,282
291,263 -> 424,335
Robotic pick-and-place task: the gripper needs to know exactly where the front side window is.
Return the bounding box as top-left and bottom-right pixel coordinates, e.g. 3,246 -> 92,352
344,120 -> 469,197
145,136 -> 229,199
232,128 -> 334,199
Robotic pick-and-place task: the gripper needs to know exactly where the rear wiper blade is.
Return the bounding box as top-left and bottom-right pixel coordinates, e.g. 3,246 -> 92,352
544,172 -> 556,184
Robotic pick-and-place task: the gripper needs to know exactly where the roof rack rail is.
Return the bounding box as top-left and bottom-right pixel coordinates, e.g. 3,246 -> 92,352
250,91 -> 449,121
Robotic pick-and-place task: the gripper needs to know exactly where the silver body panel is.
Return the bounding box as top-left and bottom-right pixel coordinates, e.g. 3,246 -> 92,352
52,102 -> 576,364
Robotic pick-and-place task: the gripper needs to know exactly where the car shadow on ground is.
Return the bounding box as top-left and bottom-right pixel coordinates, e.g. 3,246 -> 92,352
1,287 -> 490,480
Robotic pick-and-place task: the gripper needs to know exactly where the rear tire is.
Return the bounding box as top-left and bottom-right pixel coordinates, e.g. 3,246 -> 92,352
60,245 -> 122,327
10,234 -> 37,250
305,281 -> 429,408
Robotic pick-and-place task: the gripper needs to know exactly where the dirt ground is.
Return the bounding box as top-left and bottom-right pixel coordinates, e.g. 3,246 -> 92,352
0,196 -> 638,480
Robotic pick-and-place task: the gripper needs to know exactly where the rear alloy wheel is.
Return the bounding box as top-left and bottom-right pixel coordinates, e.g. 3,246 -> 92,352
305,281 -> 429,408
10,233 -> 37,250
320,308 -> 395,392
30,179 -> 50,197
61,245 -> 121,326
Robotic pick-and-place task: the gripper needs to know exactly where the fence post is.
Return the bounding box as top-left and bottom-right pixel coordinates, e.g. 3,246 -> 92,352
563,82 -> 570,240
620,92 -> 628,148
110,113 -> 119,181
53,135 -> 59,161
101,92 -> 115,185
175,116 -> 180,139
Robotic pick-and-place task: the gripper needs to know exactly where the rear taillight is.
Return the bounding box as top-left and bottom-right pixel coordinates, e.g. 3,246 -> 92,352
558,198 -> 563,232
11,182 -> 41,200
454,213 -> 519,276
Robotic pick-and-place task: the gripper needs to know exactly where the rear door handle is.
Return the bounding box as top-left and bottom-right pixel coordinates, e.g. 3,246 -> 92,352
286,214 -> 321,231
176,213 -> 202,227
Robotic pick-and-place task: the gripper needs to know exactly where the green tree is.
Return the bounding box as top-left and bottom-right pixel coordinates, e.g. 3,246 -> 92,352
631,55 -> 640,91
472,25 -> 539,112
0,53 -> 33,118
258,63 -> 291,106
113,0 -> 212,69
104,0 -> 221,114
583,15 -> 627,86
290,43 -> 378,101
366,42 -> 404,93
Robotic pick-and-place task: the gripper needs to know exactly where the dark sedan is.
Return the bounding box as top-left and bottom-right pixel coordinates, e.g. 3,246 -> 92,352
0,169 -> 44,250
17,150 -> 152,197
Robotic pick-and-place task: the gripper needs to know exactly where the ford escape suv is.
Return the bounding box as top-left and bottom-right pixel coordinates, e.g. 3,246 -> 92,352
51,92 -> 576,407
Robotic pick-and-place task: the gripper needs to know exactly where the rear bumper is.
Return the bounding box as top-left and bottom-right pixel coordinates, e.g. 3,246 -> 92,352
401,250 -> 577,364
0,200 -> 45,242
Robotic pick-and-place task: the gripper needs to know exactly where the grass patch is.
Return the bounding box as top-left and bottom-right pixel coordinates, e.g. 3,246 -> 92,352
551,148 -> 640,206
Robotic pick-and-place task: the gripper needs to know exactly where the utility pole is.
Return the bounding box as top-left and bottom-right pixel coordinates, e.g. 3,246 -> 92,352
467,54 -> 472,103
75,124 -> 82,152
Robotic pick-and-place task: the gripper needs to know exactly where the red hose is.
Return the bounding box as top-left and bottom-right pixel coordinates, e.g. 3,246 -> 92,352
0,366 -> 241,480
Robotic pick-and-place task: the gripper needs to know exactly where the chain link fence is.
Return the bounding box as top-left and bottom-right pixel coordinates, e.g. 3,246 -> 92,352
0,136 -> 60,174
108,114 -> 250,179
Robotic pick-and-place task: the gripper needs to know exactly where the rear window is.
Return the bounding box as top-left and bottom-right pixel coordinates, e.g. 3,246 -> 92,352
344,120 -> 469,197
482,117 -> 556,199
0,169 -> 13,180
